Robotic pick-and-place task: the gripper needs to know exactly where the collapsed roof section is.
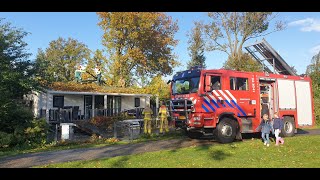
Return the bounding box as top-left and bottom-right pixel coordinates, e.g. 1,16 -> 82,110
245,38 -> 297,76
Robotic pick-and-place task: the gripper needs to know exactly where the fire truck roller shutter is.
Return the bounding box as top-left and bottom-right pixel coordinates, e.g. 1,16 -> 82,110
277,79 -> 296,109
295,81 -> 312,126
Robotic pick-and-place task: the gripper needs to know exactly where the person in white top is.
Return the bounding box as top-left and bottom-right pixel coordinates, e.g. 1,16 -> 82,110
75,65 -> 85,83
95,67 -> 102,84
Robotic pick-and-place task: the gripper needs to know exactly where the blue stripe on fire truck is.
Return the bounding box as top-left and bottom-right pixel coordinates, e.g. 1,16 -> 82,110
211,99 -> 220,108
225,100 -> 234,108
202,104 -> 210,112
231,100 -> 247,116
204,99 -> 215,112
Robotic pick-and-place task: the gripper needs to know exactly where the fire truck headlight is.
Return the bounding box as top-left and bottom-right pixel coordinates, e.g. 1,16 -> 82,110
193,116 -> 201,121
191,106 -> 195,112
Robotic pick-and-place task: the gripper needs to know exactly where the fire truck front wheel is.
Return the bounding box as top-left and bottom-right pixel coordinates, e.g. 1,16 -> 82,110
215,118 -> 237,143
281,116 -> 295,137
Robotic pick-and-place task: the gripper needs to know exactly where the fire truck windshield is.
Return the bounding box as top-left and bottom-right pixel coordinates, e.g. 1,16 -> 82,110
172,77 -> 200,95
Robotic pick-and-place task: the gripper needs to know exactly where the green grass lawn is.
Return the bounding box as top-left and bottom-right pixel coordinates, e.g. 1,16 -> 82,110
0,131 -> 184,159
37,135 -> 320,168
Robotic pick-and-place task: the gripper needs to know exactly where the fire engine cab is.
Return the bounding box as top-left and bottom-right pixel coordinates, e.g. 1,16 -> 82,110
168,39 -> 315,143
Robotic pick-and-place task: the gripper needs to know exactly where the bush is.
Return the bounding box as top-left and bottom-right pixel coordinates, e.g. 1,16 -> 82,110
23,118 -> 49,147
0,118 -> 49,149
89,113 -> 129,129
89,134 -> 100,143
0,105 -> 34,133
105,137 -> 119,144
89,134 -> 120,144
90,116 -> 112,129
0,132 -> 14,148
312,85 -> 320,126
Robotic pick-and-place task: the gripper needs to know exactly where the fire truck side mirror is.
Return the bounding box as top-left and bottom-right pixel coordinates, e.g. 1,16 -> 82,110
205,75 -> 212,92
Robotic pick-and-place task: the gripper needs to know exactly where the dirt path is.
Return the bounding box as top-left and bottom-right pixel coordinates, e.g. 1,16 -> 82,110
0,128 -> 319,168
0,138 -> 214,168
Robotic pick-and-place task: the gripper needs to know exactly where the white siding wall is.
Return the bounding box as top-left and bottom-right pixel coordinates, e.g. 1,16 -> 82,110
122,96 -> 135,110
33,92 -> 40,117
63,95 -> 84,115
141,97 -> 146,107
42,93 -> 84,115
24,92 -> 40,118
121,96 -> 150,110
39,92 -> 48,110
23,92 -> 50,118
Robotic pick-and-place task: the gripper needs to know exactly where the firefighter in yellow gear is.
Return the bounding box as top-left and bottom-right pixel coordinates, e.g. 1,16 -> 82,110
142,106 -> 153,134
158,101 -> 169,133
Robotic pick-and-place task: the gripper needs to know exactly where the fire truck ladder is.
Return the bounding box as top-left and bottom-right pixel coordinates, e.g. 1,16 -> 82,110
244,38 -> 297,76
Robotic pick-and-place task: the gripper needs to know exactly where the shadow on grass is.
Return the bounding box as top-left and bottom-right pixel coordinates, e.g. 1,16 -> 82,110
242,132 -> 271,143
169,138 -> 191,153
210,150 -> 231,161
195,144 -> 210,151
194,145 -> 232,161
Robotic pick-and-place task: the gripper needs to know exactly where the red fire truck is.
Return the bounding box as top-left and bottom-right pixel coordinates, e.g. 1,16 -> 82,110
168,67 -> 315,143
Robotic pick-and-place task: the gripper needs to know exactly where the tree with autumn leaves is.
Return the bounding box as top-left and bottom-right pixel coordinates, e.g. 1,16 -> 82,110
35,37 -> 91,84
97,12 -> 180,87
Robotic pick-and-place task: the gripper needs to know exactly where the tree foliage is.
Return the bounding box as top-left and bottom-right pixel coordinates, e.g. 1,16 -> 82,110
34,49 -> 52,84
0,18 -> 37,127
202,12 -> 285,71
306,52 -> 320,85
83,49 -> 108,82
35,37 -> 91,83
0,18 -> 46,147
187,22 -> 206,69
0,19 -> 39,100
223,52 -> 263,72
144,75 -> 171,101
97,12 -> 180,87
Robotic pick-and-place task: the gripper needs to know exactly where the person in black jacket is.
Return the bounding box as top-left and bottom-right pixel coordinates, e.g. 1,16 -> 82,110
273,112 -> 285,146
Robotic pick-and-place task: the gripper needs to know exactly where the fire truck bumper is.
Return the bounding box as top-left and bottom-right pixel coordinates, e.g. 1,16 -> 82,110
174,119 -> 186,128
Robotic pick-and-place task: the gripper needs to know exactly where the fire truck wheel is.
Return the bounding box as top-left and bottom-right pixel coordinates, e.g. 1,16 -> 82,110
186,131 -> 203,139
281,116 -> 295,137
215,118 -> 237,143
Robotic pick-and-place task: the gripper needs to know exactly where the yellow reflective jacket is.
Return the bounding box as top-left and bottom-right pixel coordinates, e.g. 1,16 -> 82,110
142,107 -> 153,120
159,105 -> 168,118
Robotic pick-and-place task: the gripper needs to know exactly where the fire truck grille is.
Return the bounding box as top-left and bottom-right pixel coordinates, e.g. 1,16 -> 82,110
169,99 -> 193,112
